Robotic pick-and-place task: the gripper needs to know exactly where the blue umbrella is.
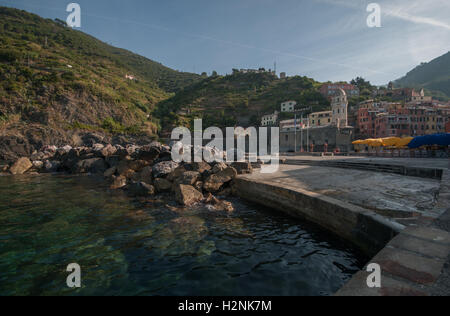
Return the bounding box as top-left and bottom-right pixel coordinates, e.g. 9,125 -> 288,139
408,133 -> 450,149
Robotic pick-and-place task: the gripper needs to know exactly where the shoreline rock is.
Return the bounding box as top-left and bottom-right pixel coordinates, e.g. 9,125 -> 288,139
5,142 -> 253,209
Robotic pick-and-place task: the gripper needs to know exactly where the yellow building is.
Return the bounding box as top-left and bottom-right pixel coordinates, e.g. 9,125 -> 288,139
309,111 -> 332,127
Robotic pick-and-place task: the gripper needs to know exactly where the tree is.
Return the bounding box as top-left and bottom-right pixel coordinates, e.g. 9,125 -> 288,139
351,77 -> 373,92
211,70 -> 218,77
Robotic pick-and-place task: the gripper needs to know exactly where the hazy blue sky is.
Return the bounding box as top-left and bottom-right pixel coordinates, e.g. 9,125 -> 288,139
1,0 -> 449,85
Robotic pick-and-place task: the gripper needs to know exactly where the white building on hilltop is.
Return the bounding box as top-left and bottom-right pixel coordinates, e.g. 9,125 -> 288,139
281,101 -> 297,113
261,111 -> 279,126
331,88 -> 348,128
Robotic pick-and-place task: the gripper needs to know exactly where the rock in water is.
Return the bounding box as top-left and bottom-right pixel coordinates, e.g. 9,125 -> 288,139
203,167 -> 237,192
104,167 -> 117,178
32,160 -> 44,170
44,160 -> 61,173
174,184 -> 204,206
126,182 -> 155,197
152,161 -> 179,178
72,158 -> 108,174
110,175 -> 127,189
154,178 -> 172,192
213,199 -> 234,212
133,166 -> 153,183
9,157 -> 33,175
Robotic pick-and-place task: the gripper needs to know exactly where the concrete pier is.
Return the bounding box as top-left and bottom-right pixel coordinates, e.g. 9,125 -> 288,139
232,156 -> 450,296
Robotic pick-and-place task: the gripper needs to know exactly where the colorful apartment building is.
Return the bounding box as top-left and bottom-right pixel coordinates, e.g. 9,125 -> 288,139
356,101 -> 450,138
309,111 -> 332,127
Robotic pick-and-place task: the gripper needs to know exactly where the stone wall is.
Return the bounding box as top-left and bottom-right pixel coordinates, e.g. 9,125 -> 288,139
280,126 -> 354,152
232,176 -> 403,256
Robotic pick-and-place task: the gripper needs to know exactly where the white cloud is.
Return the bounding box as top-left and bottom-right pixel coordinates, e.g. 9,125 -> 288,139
384,6 -> 450,30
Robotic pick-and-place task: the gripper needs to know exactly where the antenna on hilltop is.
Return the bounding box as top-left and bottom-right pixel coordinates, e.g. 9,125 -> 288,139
274,61 -> 277,75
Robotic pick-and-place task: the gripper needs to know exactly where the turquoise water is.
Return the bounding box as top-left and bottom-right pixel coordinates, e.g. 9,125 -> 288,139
0,174 -> 367,296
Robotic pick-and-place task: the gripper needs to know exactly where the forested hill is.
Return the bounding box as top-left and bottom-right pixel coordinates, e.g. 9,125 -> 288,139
0,6 -> 200,159
395,51 -> 450,100
154,72 -> 330,134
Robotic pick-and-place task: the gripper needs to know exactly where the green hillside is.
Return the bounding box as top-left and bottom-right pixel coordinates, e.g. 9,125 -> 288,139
0,6 -> 329,160
0,6 -> 200,139
395,51 -> 450,101
154,72 -> 330,133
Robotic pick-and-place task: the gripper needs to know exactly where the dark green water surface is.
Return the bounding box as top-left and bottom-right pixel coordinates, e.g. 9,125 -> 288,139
0,174 -> 367,296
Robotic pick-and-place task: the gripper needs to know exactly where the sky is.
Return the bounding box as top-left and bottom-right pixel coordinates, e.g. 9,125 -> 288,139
1,0 -> 449,85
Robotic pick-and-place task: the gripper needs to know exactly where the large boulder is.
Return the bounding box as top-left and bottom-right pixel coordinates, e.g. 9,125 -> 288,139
32,160 -> 44,170
175,171 -> 201,185
212,162 -> 228,174
231,162 -> 253,175
9,157 -> 33,175
100,144 -> 117,158
132,166 -> 153,183
60,148 -> 82,171
184,162 -> 212,174
54,145 -> 72,160
203,166 -> 237,192
115,145 -> 130,159
126,181 -> 155,197
104,167 -> 117,178
72,158 -> 108,174
174,184 -> 204,206
135,142 -> 161,161
44,160 -> 61,173
116,160 -> 139,179
105,155 -> 121,168
154,178 -> 172,192
110,175 -> 127,189
128,160 -> 149,172
152,161 -> 179,178
166,166 -> 186,182
30,151 -> 53,162
204,193 -> 234,212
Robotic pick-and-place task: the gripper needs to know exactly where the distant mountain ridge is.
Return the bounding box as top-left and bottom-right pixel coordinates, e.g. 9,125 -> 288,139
394,51 -> 450,100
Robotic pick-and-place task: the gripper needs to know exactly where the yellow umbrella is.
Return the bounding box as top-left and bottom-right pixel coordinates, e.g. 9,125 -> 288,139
367,139 -> 384,147
380,137 -> 399,147
395,137 -> 414,148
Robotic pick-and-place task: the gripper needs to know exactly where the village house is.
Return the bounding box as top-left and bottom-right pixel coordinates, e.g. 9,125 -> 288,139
309,111 -> 332,127
279,118 -> 309,131
261,111 -> 279,126
281,101 -> 297,113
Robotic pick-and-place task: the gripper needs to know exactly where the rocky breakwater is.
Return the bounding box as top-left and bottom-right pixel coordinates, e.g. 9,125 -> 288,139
1,142 -> 255,211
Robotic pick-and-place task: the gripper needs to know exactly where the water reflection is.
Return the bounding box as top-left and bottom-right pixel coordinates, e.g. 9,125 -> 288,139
0,174 -> 367,296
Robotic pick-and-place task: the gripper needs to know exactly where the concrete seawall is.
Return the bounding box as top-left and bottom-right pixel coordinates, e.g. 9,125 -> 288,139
232,158 -> 449,296
336,170 -> 450,296
232,176 -> 403,257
